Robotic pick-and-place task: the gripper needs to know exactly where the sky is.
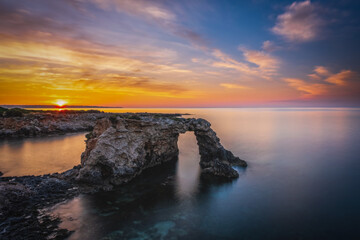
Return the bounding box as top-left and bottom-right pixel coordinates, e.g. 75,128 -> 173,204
0,0 -> 359,107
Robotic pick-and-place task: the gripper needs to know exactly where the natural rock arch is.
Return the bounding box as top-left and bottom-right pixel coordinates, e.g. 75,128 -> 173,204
77,115 -> 247,187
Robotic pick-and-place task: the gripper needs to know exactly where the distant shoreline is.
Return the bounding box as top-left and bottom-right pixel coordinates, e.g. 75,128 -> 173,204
0,105 -> 121,109
1,105 -> 360,109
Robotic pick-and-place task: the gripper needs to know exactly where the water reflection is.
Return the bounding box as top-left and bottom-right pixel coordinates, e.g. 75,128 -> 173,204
49,158 -> 237,240
49,132 -> 204,239
0,133 -> 86,176
175,132 -> 201,200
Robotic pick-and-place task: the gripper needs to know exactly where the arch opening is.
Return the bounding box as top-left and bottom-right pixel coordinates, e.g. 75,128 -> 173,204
175,132 -> 201,199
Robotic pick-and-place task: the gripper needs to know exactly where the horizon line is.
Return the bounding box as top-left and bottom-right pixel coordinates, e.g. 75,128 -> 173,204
1,105 -> 360,109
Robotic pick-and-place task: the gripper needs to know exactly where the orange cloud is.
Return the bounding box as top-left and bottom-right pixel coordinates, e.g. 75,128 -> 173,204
0,33 -> 202,105
285,67 -> 357,99
284,78 -> 327,97
220,83 -> 250,90
325,70 -> 354,86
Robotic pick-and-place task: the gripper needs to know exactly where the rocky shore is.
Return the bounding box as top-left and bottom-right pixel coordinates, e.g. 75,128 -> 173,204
0,167 -> 81,239
0,111 -> 247,239
0,109 -> 108,138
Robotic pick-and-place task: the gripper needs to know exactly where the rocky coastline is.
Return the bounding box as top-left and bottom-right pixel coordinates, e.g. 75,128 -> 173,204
0,168 -> 80,239
0,110 -> 247,239
0,109 -> 108,138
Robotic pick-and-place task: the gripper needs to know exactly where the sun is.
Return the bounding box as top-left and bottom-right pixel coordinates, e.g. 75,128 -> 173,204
54,99 -> 67,107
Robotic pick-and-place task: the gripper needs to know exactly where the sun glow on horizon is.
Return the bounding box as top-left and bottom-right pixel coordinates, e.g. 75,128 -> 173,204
54,99 -> 68,107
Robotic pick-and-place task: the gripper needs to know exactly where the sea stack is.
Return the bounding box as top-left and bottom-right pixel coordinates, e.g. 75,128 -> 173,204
77,114 -> 247,188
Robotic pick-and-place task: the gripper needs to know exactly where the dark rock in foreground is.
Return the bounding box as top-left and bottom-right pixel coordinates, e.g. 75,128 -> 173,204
78,115 -> 246,188
0,169 -> 80,240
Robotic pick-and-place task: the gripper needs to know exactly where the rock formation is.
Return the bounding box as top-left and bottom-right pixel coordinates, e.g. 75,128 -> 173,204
0,111 -> 109,138
77,115 -> 247,187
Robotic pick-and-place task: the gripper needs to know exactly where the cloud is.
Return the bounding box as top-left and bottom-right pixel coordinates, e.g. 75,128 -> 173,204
284,78 -> 327,97
211,49 -> 253,73
314,66 -> 331,76
285,66 -> 357,98
75,74 -> 187,95
308,66 -> 330,79
0,56 -> 192,102
241,47 -> 280,74
0,0 -> 213,106
86,0 -> 208,48
89,0 -> 175,21
306,66 -> 355,86
325,70 -> 354,86
271,0 -> 325,42
0,2 -> 76,39
144,6 -> 176,21
220,83 -> 249,89
262,40 -> 280,52
205,47 -> 281,80
0,32 -> 195,101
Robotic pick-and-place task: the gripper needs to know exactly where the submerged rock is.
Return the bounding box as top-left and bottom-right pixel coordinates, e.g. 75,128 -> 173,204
77,115 -> 247,187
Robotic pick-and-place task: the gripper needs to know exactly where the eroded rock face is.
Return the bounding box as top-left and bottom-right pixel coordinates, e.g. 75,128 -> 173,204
77,115 -> 247,187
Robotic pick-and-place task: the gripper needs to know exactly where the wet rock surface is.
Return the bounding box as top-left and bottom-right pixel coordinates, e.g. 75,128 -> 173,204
0,168 -> 80,240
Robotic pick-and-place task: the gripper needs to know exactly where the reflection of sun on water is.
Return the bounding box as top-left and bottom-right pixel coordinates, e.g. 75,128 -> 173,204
55,99 -> 67,107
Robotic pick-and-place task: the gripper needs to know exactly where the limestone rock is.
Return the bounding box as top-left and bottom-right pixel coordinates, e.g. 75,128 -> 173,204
77,115 -> 246,187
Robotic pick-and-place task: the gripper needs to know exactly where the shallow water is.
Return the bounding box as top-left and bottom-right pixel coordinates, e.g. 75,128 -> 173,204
2,108 -> 360,239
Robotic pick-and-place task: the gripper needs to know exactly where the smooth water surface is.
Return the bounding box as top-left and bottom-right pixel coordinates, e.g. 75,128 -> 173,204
2,108 -> 360,239
0,133 -> 86,176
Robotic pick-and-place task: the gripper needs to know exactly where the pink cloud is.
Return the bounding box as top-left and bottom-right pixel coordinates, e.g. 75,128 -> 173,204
272,0 -> 325,42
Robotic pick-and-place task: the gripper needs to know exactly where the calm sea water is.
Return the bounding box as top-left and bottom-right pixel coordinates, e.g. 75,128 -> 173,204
1,108 -> 360,239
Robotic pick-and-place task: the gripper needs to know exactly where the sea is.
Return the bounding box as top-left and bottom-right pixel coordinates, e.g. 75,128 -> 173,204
1,108 -> 360,239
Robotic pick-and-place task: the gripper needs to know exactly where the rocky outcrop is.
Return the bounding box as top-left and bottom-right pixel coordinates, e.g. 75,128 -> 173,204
77,115 -> 246,187
0,172 -> 80,239
0,111 -> 109,138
